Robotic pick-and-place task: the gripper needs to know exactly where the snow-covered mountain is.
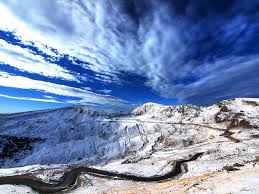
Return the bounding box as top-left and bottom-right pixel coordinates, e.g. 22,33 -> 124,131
0,98 -> 258,193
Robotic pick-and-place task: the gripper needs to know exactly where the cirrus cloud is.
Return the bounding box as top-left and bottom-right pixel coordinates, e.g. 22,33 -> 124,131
0,0 -> 258,106
0,72 -> 132,109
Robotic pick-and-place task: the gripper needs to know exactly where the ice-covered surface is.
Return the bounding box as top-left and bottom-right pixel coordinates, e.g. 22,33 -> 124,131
0,185 -> 37,194
103,164 -> 259,194
0,98 -> 258,193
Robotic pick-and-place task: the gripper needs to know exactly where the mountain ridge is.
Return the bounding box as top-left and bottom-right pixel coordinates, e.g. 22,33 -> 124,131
0,97 -> 258,193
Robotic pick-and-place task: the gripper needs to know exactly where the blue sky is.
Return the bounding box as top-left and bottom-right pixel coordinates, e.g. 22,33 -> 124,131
0,0 -> 258,113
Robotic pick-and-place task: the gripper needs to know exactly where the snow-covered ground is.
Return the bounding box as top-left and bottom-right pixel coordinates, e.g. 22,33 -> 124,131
0,98 -> 258,193
0,185 -> 37,194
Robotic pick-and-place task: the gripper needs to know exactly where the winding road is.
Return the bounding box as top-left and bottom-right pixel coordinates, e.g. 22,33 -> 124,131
0,153 -> 203,193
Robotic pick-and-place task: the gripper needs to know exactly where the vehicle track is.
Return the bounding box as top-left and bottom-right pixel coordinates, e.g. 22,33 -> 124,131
0,153 -> 203,193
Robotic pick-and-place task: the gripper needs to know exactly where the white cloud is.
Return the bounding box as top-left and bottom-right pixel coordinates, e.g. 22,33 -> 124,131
0,72 -> 131,108
98,89 -> 112,94
82,87 -> 92,91
0,1 -> 152,79
0,0 -> 258,104
43,95 -> 56,99
157,55 -> 259,104
0,93 -> 63,103
0,39 -> 77,81
0,1 -> 188,91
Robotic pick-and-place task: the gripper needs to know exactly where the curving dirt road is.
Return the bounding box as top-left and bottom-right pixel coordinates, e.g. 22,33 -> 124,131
0,153 -> 203,193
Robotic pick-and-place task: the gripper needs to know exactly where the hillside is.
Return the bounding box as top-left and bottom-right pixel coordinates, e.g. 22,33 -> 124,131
0,98 -> 258,193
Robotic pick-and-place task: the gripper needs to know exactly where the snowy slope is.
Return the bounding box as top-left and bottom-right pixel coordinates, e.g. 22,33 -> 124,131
0,98 -> 258,168
0,106 -> 130,167
0,98 -> 258,193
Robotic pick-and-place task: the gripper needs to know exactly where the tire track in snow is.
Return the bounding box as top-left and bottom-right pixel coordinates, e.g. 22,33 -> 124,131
0,153 -> 203,193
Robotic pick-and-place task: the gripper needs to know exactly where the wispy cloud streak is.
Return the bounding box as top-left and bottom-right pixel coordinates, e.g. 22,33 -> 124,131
0,93 -> 63,103
0,39 -> 77,81
0,72 -> 131,108
0,0 -> 258,104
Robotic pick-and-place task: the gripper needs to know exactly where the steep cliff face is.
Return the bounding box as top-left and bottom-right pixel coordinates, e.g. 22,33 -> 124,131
0,98 -> 258,193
